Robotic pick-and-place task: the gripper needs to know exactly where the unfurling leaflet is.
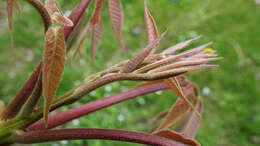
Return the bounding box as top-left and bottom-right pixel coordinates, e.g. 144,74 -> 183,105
43,26 -> 66,126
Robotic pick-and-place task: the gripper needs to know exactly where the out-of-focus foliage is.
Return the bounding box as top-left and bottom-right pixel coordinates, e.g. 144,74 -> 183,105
0,0 -> 259,146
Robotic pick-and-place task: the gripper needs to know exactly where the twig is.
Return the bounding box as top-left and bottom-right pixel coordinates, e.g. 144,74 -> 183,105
11,129 -> 183,146
28,82 -> 169,131
25,0 -> 52,32
18,73 -> 42,118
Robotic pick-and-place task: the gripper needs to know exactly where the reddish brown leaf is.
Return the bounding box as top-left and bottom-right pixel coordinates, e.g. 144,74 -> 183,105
122,33 -> 164,73
165,78 -> 197,111
165,78 -> 184,99
149,57 -> 221,73
45,0 -> 61,15
53,12 -> 74,27
175,98 -> 203,138
73,0 -> 104,60
136,42 -> 213,73
45,0 -> 73,27
153,109 -> 169,121
147,109 -> 170,133
155,130 -> 200,146
107,0 -> 124,48
43,26 -> 66,125
87,0 -> 104,62
64,0 -> 92,42
73,22 -> 92,58
66,12 -> 88,54
156,81 -> 198,131
144,0 -> 159,54
90,0 -> 104,24
90,19 -> 103,62
163,36 -> 201,55
7,0 -> 17,45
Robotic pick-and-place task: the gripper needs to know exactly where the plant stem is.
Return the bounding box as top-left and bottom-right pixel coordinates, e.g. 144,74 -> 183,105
1,0 -> 51,120
11,129 -> 182,146
25,0 -> 52,32
53,72 -> 183,108
0,0 -> 94,142
0,116 -> 33,143
28,73 -> 188,127
18,73 -> 42,118
1,0 -> 91,121
64,0 -> 92,42
28,82 -> 170,131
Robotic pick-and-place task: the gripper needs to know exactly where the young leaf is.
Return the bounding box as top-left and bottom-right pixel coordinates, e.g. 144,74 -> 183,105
73,22 -> 92,58
45,0 -> 62,15
107,0 -> 124,48
149,57 -> 221,73
175,98 -> 203,138
163,36 -> 201,55
73,0 -> 103,60
90,19 -> 103,62
45,0 -> 73,27
122,33 -> 164,73
90,0 -> 104,24
52,12 -> 74,27
144,0 -> 159,54
67,12 -> 88,54
122,40 -> 157,73
136,42 -> 213,73
165,78 -> 196,110
43,26 -> 66,126
155,130 -> 200,146
90,0 -> 104,62
7,0 -> 18,46
156,81 -> 198,130
64,0 -> 92,42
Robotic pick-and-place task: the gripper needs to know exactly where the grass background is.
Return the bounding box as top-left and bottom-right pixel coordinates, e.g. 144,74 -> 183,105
0,0 -> 260,145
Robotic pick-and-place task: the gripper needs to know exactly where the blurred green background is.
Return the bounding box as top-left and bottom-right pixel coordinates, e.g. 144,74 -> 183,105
0,0 -> 260,146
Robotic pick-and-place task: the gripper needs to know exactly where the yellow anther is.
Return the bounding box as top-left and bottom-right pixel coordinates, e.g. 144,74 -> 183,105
204,47 -> 214,52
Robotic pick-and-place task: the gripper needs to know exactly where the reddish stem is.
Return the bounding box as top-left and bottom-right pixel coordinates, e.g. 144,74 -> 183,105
2,0 -> 92,120
26,0 -> 52,32
18,73 -> 43,118
13,129 -> 182,146
64,0 -> 92,42
28,82 -> 169,131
